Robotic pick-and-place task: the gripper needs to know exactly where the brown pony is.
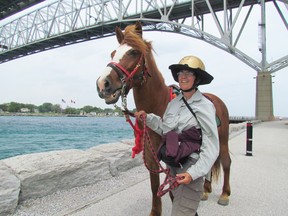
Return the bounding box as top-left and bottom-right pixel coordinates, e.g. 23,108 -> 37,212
96,21 -> 231,216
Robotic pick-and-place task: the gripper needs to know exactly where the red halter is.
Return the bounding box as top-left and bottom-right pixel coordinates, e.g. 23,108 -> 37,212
107,54 -> 144,83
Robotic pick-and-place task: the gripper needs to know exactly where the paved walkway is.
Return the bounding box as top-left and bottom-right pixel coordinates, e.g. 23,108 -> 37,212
65,120 -> 288,216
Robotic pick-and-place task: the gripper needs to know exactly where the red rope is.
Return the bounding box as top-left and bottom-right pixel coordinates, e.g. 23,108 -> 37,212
125,112 -> 182,197
124,112 -> 144,158
132,120 -> 144,158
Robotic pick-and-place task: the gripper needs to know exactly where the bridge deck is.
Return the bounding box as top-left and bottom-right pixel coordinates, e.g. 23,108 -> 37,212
0,0 -> 272,64
0,0 -> 44,20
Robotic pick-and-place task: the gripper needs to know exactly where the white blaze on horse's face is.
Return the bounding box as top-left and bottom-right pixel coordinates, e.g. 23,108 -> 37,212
97,43 -> 133,104
97,44 -> 132,91
113,43 -> 133,64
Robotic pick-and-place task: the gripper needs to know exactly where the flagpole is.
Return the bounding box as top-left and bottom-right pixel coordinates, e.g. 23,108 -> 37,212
61,99 -> 66,114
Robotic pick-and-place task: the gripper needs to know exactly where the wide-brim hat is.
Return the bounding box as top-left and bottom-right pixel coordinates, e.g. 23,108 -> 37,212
169,56 -> 214,85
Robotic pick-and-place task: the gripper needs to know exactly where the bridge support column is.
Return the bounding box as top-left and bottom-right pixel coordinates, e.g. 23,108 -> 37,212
255,71 -> 274,121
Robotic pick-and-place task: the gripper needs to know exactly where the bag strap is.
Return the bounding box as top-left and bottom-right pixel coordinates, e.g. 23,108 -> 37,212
182,97 -> 202,147
182,96 -> 198,122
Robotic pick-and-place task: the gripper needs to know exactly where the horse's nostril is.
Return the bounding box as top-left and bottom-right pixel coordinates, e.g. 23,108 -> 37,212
104,79 -> 110,89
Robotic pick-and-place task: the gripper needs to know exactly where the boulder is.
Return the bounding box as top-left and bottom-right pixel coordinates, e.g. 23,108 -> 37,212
1,140 -> 143,205
0,161 -> 20,216
2,149 -> 110,202
89,140 -> 143,176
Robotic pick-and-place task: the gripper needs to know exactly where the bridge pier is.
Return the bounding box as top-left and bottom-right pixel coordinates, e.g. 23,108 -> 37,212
255,71 -> 274,121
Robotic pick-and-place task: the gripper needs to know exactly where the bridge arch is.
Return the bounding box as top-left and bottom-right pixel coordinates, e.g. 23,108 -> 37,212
0,0 -> 287,120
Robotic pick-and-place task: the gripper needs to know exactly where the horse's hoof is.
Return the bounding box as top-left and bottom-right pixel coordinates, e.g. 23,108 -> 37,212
201,192 -> 209,201
217,194 -> 229,206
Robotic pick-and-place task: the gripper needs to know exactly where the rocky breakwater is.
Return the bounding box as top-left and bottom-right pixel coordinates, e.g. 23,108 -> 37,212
0,139 -> 142,215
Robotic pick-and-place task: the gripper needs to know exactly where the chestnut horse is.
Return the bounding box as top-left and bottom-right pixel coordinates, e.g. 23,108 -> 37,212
96,22 -> 231,216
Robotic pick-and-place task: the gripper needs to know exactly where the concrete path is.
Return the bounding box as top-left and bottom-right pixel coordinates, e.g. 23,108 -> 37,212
64,120 -> 288,216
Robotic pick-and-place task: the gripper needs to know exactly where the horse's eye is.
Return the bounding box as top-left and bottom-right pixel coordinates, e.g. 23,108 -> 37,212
129,50 -> 138,56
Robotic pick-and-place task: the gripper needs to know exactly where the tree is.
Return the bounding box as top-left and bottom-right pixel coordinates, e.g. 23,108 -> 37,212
0,101 -> 126,116
114,106 -> 124,116
0,103 -> 8,112
25,104 -> 37,112
64,107 -> 80,114
92,106 -> 104,113
82,105 -> 94,113
8,102 -> 21,112
52,104 -> 62,113
38,103 -> 54,113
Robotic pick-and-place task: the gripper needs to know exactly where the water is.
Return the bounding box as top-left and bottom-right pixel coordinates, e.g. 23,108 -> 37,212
0,116 -> 135,160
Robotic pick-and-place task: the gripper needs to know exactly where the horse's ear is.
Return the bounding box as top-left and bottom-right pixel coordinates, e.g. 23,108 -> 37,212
111,50 -> 116,59
115,26 -> 124,44
135,21 -> 143,37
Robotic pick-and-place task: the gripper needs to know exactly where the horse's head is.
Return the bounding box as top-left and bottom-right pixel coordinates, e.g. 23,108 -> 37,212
96,21 -> 151,105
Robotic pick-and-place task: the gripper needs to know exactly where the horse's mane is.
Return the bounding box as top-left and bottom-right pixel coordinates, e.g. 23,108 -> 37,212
122,24 -> 166,88
123,25 -> 152,55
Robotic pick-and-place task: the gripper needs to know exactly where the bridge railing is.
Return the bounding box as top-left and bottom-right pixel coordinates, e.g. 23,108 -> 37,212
0,0 -> 182,53
229,116 -> 256,123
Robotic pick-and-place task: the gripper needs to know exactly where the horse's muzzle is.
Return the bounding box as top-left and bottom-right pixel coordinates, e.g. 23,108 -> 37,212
96,77 -> 122,104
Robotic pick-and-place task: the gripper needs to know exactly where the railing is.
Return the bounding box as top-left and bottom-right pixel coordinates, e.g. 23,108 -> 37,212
229,116 -> 256,123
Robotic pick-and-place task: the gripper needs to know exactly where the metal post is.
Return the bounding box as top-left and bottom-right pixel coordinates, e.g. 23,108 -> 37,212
246,122 -> 253,156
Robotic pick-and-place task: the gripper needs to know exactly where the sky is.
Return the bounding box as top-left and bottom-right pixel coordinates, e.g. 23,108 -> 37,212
0,2 -> 287,117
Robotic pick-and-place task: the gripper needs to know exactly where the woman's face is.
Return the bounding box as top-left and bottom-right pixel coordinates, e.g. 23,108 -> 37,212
177,70 -> 196,91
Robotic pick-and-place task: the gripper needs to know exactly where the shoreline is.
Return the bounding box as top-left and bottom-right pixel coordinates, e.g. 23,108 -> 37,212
0,113 -> 110,117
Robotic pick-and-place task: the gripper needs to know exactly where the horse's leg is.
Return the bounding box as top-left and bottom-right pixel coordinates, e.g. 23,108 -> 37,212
218,141 -> 231,206
149,172 -> 162,216
202,177 -> 212,201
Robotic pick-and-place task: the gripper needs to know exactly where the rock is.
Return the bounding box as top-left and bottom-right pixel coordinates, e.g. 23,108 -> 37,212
0,140 -> 143,205
89,141 -> 143,176
0,161 -> 20,216
2,149 -> 110,202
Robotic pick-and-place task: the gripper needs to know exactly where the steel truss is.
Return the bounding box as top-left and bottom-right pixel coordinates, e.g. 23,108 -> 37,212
0,0 -> 287,74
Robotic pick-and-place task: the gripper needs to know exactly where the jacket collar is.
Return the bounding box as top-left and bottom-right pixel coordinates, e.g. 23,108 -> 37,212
179,89 -> 202,103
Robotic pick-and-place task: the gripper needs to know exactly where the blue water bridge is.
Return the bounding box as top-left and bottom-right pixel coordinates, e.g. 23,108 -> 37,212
0,0 -> 287,120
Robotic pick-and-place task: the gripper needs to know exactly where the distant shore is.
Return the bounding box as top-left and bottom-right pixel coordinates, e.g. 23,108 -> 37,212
0,113 -> 64,117
0,113 -> 118,117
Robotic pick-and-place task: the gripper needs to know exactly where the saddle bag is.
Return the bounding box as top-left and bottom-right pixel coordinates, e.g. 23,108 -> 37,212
158,144 -> 190,167
157,127 -> 202,167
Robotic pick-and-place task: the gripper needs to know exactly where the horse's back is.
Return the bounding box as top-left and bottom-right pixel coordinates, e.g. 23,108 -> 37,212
203,93 -> 229,141
203,93 -> 229,123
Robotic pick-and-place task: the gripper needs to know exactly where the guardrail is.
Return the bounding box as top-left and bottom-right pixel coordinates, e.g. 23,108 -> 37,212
229,116 -> 256,123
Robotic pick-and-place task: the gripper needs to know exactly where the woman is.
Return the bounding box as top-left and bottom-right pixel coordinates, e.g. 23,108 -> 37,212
135,55 -> 219,216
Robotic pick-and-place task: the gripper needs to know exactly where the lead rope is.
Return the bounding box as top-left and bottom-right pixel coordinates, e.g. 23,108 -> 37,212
141,116 -> 181,197
124,110 -> 182,197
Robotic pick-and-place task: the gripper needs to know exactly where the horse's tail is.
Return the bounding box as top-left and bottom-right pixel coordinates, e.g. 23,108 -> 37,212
212,155 -> 221,182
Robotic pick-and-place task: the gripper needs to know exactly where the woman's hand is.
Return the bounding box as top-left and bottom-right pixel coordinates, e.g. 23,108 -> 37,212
134,110 -> 147,121
176,173 -> 193,185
